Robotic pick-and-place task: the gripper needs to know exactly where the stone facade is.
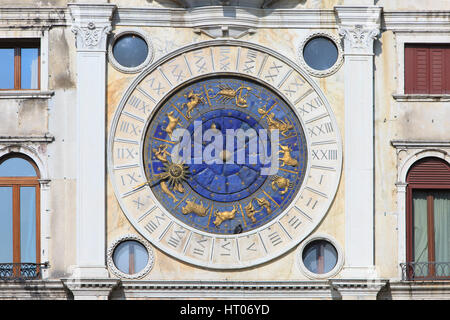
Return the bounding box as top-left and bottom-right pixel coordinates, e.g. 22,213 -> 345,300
0,0 -> 449,300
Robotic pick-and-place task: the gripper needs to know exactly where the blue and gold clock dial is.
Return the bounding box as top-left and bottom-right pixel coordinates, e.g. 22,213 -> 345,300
143,76 -> 307,235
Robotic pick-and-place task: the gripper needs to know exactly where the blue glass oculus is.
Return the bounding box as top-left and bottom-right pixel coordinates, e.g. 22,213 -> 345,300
303,37 -> 338,71
144,76 -> 308,235
113,34 -> 148,68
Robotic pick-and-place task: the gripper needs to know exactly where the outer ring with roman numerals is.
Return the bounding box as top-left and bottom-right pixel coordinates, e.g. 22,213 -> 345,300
108,40 -> 342,269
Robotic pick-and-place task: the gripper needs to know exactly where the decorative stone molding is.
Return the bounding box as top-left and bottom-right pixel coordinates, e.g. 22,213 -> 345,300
68,4 -> 116,52
0,91 -> 55,100
297,31 -> 343,78
329,279 -> 388,300
383,11 -> 450,33
0,280 -> 70,300
62,278 -> 120,300
193,25 -> 256,39
0,135 -> 55,144
0,7 -> 68,29
384,281 -> 450,300
113,280 -> 335,299
108,28 -> 154,73
296,233 -> 344,280
392,94 -> 450,102
113,7 -> 337,29
107,234 -> 155,280
162,0 -> 280,8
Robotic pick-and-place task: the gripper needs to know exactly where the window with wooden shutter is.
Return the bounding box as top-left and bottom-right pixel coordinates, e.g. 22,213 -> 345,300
405,44 -> 450,94
405,157 -> 450,280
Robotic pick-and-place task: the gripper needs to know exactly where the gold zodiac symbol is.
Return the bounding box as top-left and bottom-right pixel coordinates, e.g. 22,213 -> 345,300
255,197 -> 272,215
279,144 -> 298,167
244,200 -> 261,223
213,205 -> 238,227
257,106 -> 294,137
152,144 -> 171,162
271,175 -> 293,195
181,197 -> 210,217
161,180 -> 178,202
208,84 -> 252,108
181,90 -> 206,119
163,111 -> 179,139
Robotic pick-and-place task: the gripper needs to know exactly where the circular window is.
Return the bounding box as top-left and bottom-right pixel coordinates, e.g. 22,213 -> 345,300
298,32 -> 343,77
107,235 -> 154,279
302,240 -> 338,274
113,240 -> 148,274
303,37 -> 338,71
108,29 -> 153,73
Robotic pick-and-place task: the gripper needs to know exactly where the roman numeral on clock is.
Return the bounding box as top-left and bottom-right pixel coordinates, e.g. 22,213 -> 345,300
144,214 -> 166,234
312,149 -> 338,160
117,147 -> 136,159
167,228 -> 186,249
308,122 -> 333,137
192,238 -> 209,256
268,231 -> 283,246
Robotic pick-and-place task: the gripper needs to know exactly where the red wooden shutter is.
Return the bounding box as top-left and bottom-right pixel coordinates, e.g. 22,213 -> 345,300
405,44 -> 450,94
406,157 -> 450,187
430,48 -> 444,94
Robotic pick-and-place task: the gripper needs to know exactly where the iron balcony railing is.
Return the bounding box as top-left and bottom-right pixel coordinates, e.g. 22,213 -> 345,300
0,263 -> 49,280
400,262 -> 450,281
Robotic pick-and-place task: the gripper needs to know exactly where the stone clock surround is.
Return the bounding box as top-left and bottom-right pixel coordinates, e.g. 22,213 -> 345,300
108,41 -> 342,270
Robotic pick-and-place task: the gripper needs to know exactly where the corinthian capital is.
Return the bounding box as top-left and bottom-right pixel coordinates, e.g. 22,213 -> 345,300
335,5 -> 381,55
68,3 -> 116,52
338,24 -> 380,52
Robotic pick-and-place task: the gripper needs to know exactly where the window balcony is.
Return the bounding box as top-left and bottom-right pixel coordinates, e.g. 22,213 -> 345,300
0,262 -> 48,280
400,262 -> 450,281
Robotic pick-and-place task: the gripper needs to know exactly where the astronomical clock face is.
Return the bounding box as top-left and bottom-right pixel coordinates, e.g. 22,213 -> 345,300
109,41 -> 342,269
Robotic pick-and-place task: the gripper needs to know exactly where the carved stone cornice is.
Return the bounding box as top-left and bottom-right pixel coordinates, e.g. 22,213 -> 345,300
160,0 -> 280,8
335,6 -> 382,55
68,3 -> 116,52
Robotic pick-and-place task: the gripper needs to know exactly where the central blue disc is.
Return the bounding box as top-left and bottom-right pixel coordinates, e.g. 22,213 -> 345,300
186,109 -> 268,202
143,75 -> 308,235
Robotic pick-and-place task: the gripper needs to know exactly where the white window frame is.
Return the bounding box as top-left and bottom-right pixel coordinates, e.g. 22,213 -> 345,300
0,137 -> 53,279
0,30 -> 53,99
391,140 -> 450,280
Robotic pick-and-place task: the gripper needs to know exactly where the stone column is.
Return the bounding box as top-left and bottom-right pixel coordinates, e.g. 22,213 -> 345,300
68,3 -> 116,279
38,179 -> 51,279
335,6 -> 381,278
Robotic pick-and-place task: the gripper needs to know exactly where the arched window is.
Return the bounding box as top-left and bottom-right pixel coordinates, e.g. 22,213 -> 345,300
0,153 -> 41,279
406,157 -> 450,279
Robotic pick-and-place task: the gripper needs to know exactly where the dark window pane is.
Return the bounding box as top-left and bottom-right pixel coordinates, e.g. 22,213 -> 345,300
0,48 -> 15,89
303,37 -> 338,71
20,48 -> 39,89
0,187 -> 13,263
113,240 -> 149,274
113,35 -> 148,68
0,157 -> 37,177
20,187 -> 36,263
